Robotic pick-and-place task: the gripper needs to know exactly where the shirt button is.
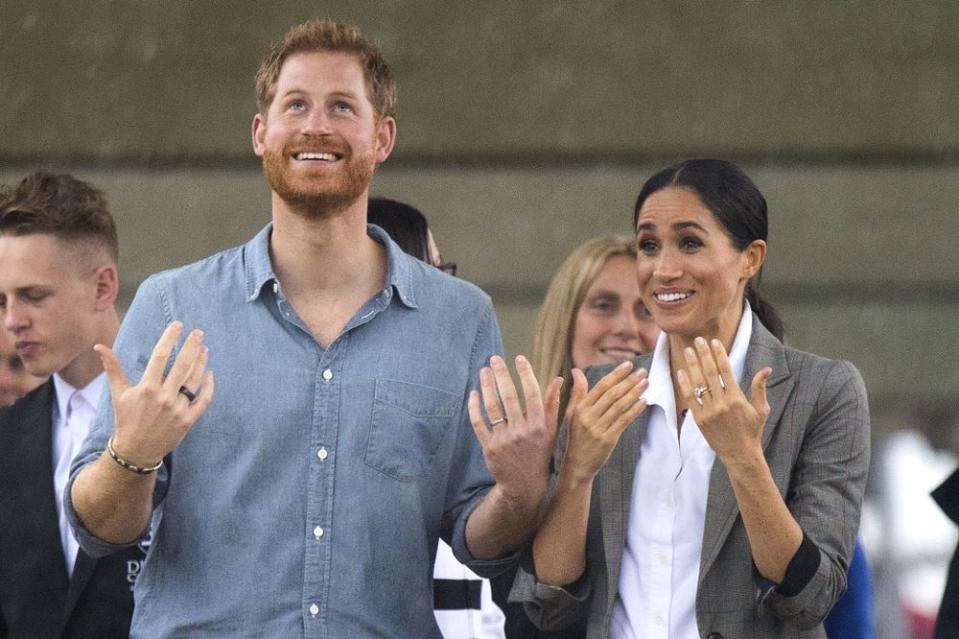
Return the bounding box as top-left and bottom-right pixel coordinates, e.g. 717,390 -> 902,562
309,603 -> 319,616
322,369 -> 333,381
655,615 -> 664,625
313,526 -> 324,539
317,448 -> 328,460
658,553 -> 668,565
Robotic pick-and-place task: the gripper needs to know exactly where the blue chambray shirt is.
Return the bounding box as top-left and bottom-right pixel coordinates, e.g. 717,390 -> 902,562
66,224 -> 512,638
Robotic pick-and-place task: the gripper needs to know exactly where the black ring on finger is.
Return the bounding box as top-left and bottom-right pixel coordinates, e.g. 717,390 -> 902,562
178,385 -> 197,403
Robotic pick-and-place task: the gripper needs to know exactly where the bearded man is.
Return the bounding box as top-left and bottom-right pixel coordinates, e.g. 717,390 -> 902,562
67,19 -> 557,638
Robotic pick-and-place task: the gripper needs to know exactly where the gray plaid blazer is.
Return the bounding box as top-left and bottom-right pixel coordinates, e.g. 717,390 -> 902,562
511,315 -> 870,639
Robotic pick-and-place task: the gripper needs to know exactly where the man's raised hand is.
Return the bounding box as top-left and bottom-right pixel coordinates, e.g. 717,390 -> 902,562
468,355 -> 563,505
95,321 -> 214,468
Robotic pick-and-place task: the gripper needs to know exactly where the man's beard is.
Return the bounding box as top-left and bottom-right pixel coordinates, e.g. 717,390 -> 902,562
262,138 -> 376,218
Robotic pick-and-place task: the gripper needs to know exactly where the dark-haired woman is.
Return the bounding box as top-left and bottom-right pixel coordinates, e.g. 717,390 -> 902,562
507,159 -> 870,638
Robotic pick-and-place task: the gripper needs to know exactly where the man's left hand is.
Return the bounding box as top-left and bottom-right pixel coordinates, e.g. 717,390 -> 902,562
468,355 -> 563,508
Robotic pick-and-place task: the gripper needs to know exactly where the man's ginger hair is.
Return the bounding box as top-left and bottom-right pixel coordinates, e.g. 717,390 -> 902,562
255,19 -> 397,121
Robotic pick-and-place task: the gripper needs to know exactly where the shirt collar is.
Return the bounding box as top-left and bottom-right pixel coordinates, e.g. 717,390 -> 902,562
368,223 -> 417,309
52,372 -> 106,419
243,223 -> 417,309
244,224 -> 276,302
644,301 -> 754,411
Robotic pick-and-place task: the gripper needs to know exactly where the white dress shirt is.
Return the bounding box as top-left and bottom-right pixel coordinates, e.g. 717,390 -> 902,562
611,309 -> 752,639
52,372 -> 106,578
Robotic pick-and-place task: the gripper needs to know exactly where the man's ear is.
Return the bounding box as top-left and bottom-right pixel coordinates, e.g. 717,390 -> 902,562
252,112 -> 267,157
374,116 -> 397,164
93,264 -> 119,310
742,239 -> 767,280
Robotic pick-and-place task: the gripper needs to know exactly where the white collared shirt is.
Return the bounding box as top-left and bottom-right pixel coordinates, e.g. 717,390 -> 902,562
611,308 -> 752,639
52,372 -> 106,578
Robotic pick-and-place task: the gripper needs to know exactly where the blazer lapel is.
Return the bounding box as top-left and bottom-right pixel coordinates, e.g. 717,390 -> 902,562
9,383 -> 73,616
63,547 -> 97,620
699,318 -> 795,583
591,353 -> 652,608
600,409 -> 648,601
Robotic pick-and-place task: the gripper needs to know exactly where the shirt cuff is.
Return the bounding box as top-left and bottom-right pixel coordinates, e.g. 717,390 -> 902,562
522,544 -> 590,598
452,487 -> 521,578
775,531 -> 822,597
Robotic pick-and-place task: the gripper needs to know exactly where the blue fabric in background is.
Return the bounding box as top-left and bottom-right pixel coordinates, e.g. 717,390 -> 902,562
824,540 -> 874,639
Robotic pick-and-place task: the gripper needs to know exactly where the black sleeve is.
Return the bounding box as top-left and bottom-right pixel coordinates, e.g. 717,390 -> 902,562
775,531 -> 822,597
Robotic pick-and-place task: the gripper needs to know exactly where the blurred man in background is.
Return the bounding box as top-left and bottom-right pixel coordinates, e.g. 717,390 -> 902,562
0,171 -> 144,638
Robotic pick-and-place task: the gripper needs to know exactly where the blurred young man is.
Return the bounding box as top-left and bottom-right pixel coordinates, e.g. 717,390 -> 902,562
69,20 -> 557,638
0,171 -> 144,638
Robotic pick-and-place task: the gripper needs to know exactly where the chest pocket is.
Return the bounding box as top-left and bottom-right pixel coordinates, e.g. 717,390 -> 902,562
365,379 -> 460,481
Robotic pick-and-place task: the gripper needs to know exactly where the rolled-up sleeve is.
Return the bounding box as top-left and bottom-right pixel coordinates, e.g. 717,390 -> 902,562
507,364 -> 616,631
510,555 -> 592,630
65,276 -> 173,557
444,300 -> 521,577
759,359 -> 870,627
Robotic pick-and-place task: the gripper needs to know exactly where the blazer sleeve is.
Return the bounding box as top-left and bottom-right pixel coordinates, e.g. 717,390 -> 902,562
508,362 -> 620,630
509,412 -> 593,630
510,560 -> 592,630
759,358 -> 871,627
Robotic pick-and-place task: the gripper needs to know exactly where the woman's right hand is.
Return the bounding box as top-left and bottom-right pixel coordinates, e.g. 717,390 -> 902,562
562,361 -> 648,484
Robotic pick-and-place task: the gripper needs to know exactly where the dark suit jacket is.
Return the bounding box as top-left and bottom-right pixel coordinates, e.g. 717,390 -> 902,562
512,316 -> 871,639
0,381 -> 143,639
932,466 -> 959,639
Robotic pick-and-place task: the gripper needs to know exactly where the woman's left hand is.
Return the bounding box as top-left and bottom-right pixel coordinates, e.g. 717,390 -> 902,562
675,336 -> 772,468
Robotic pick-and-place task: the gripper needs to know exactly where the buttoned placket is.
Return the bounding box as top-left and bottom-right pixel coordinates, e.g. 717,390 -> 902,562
645,423 -> 684,639
269,283 -> 332,632
272,280 -> 393,637
303,338 -> 340,631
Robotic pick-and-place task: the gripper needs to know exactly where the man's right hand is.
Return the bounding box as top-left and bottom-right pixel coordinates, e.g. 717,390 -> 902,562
95,321 -> 214,467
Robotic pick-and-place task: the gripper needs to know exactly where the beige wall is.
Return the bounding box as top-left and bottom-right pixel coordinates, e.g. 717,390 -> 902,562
3,1 -> 958,158
2,1 -> 958,436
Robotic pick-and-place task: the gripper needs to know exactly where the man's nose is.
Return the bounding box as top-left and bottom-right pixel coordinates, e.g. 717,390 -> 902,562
2,301 -> 29,333
302,108 -> 334,136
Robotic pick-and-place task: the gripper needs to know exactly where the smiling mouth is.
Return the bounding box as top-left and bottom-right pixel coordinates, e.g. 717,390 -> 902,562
599,347 -> 642,360
655,291 -> 693,302
293,152 -> 342,161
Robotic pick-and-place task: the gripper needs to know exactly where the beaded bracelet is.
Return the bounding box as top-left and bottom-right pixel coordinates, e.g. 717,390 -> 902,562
106,436 -> 163,475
